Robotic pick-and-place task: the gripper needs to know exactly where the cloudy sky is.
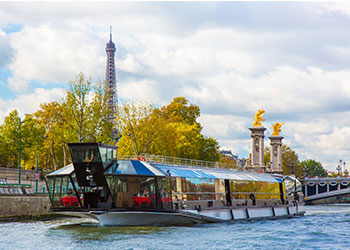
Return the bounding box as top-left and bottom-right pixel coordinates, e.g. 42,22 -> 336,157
1,2 -> 350,171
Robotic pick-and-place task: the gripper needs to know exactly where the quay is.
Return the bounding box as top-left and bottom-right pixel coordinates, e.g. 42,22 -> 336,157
0,167 -> 50,218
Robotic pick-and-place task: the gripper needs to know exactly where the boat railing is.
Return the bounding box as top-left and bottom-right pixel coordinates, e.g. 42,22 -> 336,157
118,154 -> 238,169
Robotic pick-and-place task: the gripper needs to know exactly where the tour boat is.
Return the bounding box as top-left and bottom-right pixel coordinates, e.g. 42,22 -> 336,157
46,143 -> 304,226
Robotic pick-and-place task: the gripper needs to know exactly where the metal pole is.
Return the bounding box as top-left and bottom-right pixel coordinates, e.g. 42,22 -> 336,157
36,136 -> 39,194
18,119 -> 22,185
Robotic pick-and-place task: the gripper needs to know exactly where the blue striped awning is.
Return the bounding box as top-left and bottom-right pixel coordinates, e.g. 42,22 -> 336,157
105,160 -> 165,176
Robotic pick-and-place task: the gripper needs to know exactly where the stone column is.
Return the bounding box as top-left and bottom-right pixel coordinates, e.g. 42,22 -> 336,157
249,126 -> 266,168
269,135 -> 283,173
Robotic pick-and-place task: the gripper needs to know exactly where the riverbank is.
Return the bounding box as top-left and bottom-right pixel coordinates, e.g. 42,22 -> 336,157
0,195 -> 50,218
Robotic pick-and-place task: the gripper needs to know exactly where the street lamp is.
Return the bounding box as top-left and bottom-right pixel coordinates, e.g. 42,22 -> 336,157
336,160 -> 342,176
100,130 -> 122,144
18,118 -> 26,185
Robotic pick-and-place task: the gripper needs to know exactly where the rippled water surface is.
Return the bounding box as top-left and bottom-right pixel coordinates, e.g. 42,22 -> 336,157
1,205 -> 350,250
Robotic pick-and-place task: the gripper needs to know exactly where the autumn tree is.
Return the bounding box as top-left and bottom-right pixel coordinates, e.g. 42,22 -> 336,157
0,110 -> 21,167
34,101 -> 65,171
117,97 -> 219,162
218,152 -> 238,169
0,110 -> 43,169
264,145 -> 304,177
62,73 -> 114,144
301,159 -> 327,177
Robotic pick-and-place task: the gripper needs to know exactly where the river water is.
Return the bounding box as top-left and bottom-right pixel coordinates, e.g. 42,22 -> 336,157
1,205 -> 350,250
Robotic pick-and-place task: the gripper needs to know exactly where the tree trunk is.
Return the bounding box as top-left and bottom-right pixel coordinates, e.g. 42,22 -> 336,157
51,142 -> 56,171
63,144 -> 67,167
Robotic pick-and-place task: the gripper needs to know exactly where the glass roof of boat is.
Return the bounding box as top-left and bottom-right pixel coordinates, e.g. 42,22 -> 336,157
48,160 -> 280,183
106,160 -> 280,183
47,163 -> 74,177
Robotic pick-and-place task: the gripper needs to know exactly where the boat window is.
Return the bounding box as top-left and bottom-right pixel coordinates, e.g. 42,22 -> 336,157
71,146 -> 101,163
230,180 -> 280,200
107,148 -> 114,162
98,147 -> 116,163
47,176 -> 81,208
170,177 -> 220,201
46,177 -> 55,202
99,147 -> 107,162
157,177 -> 171,209
105,176 -> 171,209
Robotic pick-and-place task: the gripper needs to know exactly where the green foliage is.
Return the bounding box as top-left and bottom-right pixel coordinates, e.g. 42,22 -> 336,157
0,73 -> 114,171
281,144 -> 303,176
300,159 -> 327,177
264,147 -> 270,166
0,110 -> 20,167
117,97 -> 219,162
218,152 -> 238,169
264,145 -> 304,177
63,73 -> 113,143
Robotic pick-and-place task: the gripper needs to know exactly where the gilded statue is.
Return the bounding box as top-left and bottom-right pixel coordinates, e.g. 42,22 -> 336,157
253,109 -> 265,127
271,122 -> 284,136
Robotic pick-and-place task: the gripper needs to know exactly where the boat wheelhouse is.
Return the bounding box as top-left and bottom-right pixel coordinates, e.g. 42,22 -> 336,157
46,143 -> 304,226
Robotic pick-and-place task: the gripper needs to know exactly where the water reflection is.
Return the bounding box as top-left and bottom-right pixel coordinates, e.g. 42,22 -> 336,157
51,219 -> 178,241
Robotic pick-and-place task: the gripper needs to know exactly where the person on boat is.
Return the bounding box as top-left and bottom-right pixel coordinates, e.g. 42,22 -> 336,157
138,189 -> 149,197
160,188 -> 169,197
142,189 -> 149,197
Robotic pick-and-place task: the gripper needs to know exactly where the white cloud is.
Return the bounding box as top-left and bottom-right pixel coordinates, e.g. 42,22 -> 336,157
8,23 -> 105,92
317,2 -> 350,16
0,88 -> 65,122
119,78 -> 161,104
2,2 -> 350,172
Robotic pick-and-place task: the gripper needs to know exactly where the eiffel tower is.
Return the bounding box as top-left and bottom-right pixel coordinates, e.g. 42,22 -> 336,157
105,26 -> 117,123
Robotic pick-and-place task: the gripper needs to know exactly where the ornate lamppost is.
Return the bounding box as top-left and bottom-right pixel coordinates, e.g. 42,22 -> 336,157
336,160 -> 342,176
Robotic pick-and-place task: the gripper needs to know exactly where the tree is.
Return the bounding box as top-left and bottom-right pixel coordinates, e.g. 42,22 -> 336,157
301,159 -> 327,177
34,101 -> 65,171
160,97 -> 200,126
264,147 -> 270,167
218,152 -> 238,169
264,144 -> 303,177
117,97 -> 220,162
63,72 -> 114,144
117,101 -> 156,156
32,73 -> 114,171
0,110 -> 20,167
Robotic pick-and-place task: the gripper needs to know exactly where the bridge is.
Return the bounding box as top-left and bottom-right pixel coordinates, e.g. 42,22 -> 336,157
302,177 -> 350,205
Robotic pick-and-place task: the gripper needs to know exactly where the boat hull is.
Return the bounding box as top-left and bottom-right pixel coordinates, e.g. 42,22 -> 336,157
54,204 -> 304,226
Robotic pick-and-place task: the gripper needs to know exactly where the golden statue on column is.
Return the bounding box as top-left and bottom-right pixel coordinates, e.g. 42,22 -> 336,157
253,109 -> 265,127
271,122 -> 284,136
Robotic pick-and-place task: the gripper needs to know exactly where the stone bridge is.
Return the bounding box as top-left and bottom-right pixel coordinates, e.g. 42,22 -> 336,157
302,177 -> 350,205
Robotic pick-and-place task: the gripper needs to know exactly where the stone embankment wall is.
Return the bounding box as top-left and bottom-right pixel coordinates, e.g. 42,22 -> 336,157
0,195 -> 50,218
0,167 -> 52,218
